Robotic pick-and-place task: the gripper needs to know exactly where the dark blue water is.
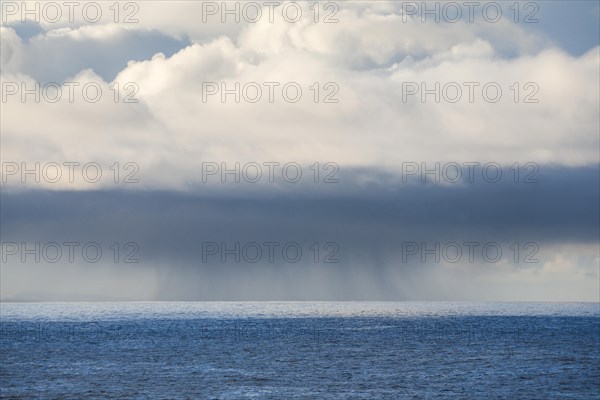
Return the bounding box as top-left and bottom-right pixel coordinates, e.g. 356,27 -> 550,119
1,302 -> 599,399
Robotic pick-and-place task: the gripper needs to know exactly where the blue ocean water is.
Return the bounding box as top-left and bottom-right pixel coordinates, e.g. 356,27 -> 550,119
1,302 -> 599,399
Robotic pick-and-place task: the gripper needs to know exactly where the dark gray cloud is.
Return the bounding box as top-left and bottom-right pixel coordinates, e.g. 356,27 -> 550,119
1,165 -> 598,300
2,165 -> 597,250
2,165 -> 598,245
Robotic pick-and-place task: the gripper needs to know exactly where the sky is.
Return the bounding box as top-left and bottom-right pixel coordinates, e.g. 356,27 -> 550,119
0,1 -> 599,301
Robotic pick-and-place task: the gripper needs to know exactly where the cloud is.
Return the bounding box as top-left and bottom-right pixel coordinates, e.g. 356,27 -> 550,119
1,1 -> 598,301
2,3 -> 598,191
1,24 -> 190,82
1,166 -> 598,301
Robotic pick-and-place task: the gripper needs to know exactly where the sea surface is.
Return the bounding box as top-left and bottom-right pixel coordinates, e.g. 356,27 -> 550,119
1,302 -> 599,399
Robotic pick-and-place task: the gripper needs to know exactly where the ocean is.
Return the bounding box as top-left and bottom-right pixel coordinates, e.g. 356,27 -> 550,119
1,302 -> 599,399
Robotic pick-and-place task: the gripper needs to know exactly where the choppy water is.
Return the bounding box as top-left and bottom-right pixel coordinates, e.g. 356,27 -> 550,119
1,302 -> 599,399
